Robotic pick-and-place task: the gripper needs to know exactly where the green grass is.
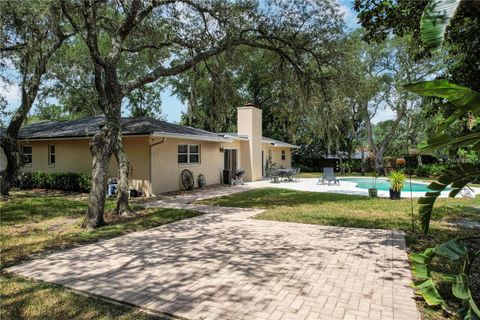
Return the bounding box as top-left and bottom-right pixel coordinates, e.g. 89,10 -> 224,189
1,273 -> 163,320
1,191 -> 200,319
199,188 -> 480,320
200,188 -> 480,230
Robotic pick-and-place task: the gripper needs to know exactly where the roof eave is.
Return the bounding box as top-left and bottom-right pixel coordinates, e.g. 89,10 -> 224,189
152,131 -> 232,142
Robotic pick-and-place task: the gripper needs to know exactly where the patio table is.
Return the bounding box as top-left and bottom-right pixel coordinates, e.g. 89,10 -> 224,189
276,168 -> 295,181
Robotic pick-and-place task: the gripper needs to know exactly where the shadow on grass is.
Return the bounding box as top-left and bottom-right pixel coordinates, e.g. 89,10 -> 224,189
201,188 -> 379,207
0,196 -> 87,225
1,207 -> 201,268
0,273 -> 165,320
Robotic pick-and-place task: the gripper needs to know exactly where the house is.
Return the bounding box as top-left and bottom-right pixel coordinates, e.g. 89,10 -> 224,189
0,104 -> 298,196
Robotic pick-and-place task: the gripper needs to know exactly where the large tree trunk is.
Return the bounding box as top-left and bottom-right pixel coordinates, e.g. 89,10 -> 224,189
114,133 -> 131,215
0,89 -> 36,195
84,123 -> 118,229
374,151 -> 385,176
0,137 -> 22,195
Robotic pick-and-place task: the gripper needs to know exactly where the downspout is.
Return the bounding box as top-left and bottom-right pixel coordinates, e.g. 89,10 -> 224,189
148,136 -> 166,196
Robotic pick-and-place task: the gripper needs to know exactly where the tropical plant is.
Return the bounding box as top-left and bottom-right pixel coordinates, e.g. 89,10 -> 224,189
420,0 -> 462,48
404,1 -> 480,318
403,0 -> 480,235
410,237 -> 480,319
389,171 -> 406,192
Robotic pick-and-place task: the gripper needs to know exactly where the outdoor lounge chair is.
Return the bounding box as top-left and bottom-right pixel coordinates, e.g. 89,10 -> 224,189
318,167 -> 340,185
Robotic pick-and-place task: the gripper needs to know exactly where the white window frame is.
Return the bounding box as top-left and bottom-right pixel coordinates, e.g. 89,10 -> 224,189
281,150 -> 286,161
178,144 -> 201,165
22,145 -> 33,167
48,144 -> 56,167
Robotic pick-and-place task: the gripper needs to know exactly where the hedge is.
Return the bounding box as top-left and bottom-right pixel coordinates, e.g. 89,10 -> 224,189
14,171 -> 91,192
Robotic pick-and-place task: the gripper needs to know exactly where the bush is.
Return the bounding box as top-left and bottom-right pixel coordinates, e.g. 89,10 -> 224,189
15,171 -> 91,192
415,163 -> 449,177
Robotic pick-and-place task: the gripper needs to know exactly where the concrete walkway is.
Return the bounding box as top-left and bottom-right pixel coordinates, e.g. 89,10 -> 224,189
7,188 -> 419,320
246,178 -> 476,198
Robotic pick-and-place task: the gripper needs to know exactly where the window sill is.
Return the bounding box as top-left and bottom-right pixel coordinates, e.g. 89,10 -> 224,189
178,163 -> 201,168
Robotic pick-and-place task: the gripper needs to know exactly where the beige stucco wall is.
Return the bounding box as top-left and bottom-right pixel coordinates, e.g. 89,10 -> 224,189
237,106 -> 263,181
150,137 -> 224,195
17,136 -> 152,196
263,144 -> 293,169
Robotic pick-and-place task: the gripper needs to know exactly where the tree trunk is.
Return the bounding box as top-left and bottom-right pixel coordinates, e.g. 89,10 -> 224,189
374,151 -> 385,176
114,133 -> 131,215
0,136 -> 22,195
84,125 -> 117,229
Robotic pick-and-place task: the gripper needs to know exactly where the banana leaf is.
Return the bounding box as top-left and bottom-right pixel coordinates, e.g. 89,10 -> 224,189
421,0 -> 461,47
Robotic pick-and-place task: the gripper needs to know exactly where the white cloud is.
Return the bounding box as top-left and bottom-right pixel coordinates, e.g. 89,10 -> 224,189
371,107 -> 396,124
0,78 -> 20,108
337,1 -> 352,19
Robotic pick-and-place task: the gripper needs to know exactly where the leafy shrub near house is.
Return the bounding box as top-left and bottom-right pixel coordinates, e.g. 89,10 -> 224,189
15,171 -> 91,192
415,163 -> 449,177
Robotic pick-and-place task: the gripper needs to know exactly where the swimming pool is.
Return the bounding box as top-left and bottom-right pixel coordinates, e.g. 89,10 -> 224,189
338,177 -> 450,193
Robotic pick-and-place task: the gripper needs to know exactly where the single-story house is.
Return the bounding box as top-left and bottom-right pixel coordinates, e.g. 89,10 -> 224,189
0,104 -> 299,196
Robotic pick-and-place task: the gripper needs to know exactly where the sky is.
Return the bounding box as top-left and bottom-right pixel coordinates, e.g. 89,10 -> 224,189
0,0 -> 395,125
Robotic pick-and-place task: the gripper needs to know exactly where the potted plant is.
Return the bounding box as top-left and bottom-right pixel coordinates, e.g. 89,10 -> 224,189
389,171 -> 406,200
368,172 -> 378,197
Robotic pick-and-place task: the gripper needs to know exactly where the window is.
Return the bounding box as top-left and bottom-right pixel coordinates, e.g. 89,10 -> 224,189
178,144 -> 200,164
281,150 -> 286,161
48,145 -> 56,166
22,146 -> 32,166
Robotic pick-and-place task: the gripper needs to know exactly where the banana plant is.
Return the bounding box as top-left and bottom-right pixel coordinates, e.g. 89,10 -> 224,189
421,0 -> 461,48
410,237 -> 480,319
404,80 -> 480,234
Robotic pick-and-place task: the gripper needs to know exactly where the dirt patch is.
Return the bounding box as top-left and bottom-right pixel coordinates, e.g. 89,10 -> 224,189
159,184 -> 230,197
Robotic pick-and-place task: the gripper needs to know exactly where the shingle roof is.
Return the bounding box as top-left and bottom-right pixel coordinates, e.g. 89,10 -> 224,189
14,115 -> 224,140
261,137 -> 300,148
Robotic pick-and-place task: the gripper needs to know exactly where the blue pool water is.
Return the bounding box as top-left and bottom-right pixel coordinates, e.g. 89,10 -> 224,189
338,177 -> 450,193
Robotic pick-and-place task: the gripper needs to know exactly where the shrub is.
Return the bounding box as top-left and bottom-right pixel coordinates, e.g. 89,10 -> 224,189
415,163 -> 449,177
15,171 -> 91,192
389,171 -> 406,192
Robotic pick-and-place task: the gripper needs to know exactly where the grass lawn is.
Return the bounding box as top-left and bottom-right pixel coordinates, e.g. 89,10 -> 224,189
199,188 -> 480,320
1,190 -> 200,319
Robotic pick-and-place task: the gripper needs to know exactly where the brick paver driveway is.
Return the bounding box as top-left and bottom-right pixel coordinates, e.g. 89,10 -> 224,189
7,201 -> 419,320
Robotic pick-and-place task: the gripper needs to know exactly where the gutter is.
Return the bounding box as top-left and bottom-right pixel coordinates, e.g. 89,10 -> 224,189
151,131 -> 232,143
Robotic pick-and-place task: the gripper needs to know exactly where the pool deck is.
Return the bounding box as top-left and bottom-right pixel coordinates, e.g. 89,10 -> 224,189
244,178 -> 479,198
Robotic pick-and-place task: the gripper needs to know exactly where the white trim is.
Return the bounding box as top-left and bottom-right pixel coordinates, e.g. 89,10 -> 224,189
48,144 -> 56,167
177,143 -> 201,165
222,147 -> 240,171
262,140 -> 300,148
17,134 -> 150,142
153,131 -> 231,142
220,134 -> 249,141
21,145 -> 33,167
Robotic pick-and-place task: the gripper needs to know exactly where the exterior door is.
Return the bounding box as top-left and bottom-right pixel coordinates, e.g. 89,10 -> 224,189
224,149 -> 238,182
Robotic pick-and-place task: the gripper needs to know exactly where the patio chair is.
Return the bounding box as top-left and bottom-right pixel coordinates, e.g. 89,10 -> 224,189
295,168 -> 301,181
269,169 -> 280,183
317,167 -> 340,185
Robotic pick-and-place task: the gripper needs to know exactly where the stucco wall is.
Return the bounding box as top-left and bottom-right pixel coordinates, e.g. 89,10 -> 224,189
150,137 -> 224,195
263,144 -> 293,169
17,136 -> 152,196
237,107 -> 263,181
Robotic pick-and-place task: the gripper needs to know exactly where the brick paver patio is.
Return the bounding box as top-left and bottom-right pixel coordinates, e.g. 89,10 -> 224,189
7,197 -> 419,320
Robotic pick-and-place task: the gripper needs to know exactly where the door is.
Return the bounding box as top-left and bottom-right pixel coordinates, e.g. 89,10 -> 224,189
224,149 -> 238,182
262,151 -> 264,176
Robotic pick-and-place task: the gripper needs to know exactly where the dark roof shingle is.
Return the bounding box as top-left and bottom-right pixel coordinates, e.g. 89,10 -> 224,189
15,116 -> 222,140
